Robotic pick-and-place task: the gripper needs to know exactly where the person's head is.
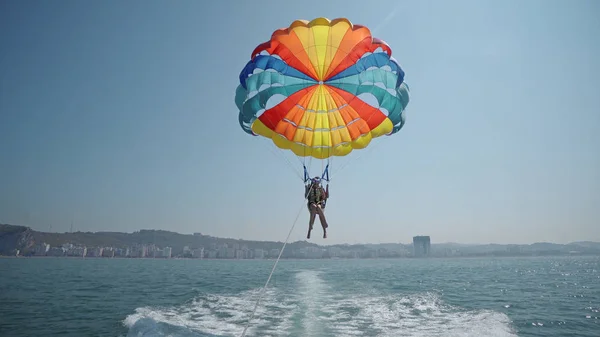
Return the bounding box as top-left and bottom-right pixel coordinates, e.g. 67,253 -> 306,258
311,177 -> 321,186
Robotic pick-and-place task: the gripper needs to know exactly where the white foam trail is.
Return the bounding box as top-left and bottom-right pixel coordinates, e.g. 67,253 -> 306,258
323,292 -> 517,337
124,287 -> 296,337
124,271 -> 517,337
295,270 -> 329,336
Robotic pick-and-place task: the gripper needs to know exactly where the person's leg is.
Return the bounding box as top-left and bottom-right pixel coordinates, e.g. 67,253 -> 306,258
316,204 -> 328,228
315,205 -> 328,238
307,203 -> 317,239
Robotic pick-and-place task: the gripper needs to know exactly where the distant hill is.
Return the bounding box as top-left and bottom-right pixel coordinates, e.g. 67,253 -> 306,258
0,224 -> 35,255
0,223 -> 322,255
568,241 -> 600,249
1,223 -> 599,257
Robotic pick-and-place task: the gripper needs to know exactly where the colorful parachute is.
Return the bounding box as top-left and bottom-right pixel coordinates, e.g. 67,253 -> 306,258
235,17 -> 410,164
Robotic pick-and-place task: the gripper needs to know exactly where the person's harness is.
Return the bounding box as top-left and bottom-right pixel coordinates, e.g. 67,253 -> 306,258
308,184 -> 326,208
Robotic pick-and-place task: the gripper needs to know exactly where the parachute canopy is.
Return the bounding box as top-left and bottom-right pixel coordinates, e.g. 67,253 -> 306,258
236,17 -> 410,160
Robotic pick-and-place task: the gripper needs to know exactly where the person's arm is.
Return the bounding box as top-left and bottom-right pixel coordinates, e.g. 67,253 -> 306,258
305,184 -> 310,198
325,185 -> 329,199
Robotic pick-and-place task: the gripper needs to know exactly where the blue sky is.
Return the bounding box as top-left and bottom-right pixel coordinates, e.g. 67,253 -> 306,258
1,0 -> 599,245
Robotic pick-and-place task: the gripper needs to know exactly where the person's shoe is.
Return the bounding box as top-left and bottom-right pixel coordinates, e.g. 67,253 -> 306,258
323,232 -> 327,239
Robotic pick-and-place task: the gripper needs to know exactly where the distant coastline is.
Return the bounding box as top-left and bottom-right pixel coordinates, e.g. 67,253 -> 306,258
0,253 -> 600,262
1,223 -> 599,259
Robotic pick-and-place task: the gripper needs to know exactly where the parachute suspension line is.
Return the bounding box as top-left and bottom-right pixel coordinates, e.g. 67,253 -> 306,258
324,144 -> 331,208
321,151 -> 325,183
256,137 -> 304,181
240,185 -> 315,337
327,131 -> 332,186
257,110 -> 306,182
329,137 -> 385,181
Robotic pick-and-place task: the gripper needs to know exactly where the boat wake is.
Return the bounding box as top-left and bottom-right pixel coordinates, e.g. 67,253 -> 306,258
123,270 -> 517,337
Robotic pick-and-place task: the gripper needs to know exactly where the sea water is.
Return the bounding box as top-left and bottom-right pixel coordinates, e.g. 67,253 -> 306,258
1,256 -> 598,336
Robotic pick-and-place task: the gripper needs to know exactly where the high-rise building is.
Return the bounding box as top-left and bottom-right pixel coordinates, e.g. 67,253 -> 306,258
413,236 -> 431,257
